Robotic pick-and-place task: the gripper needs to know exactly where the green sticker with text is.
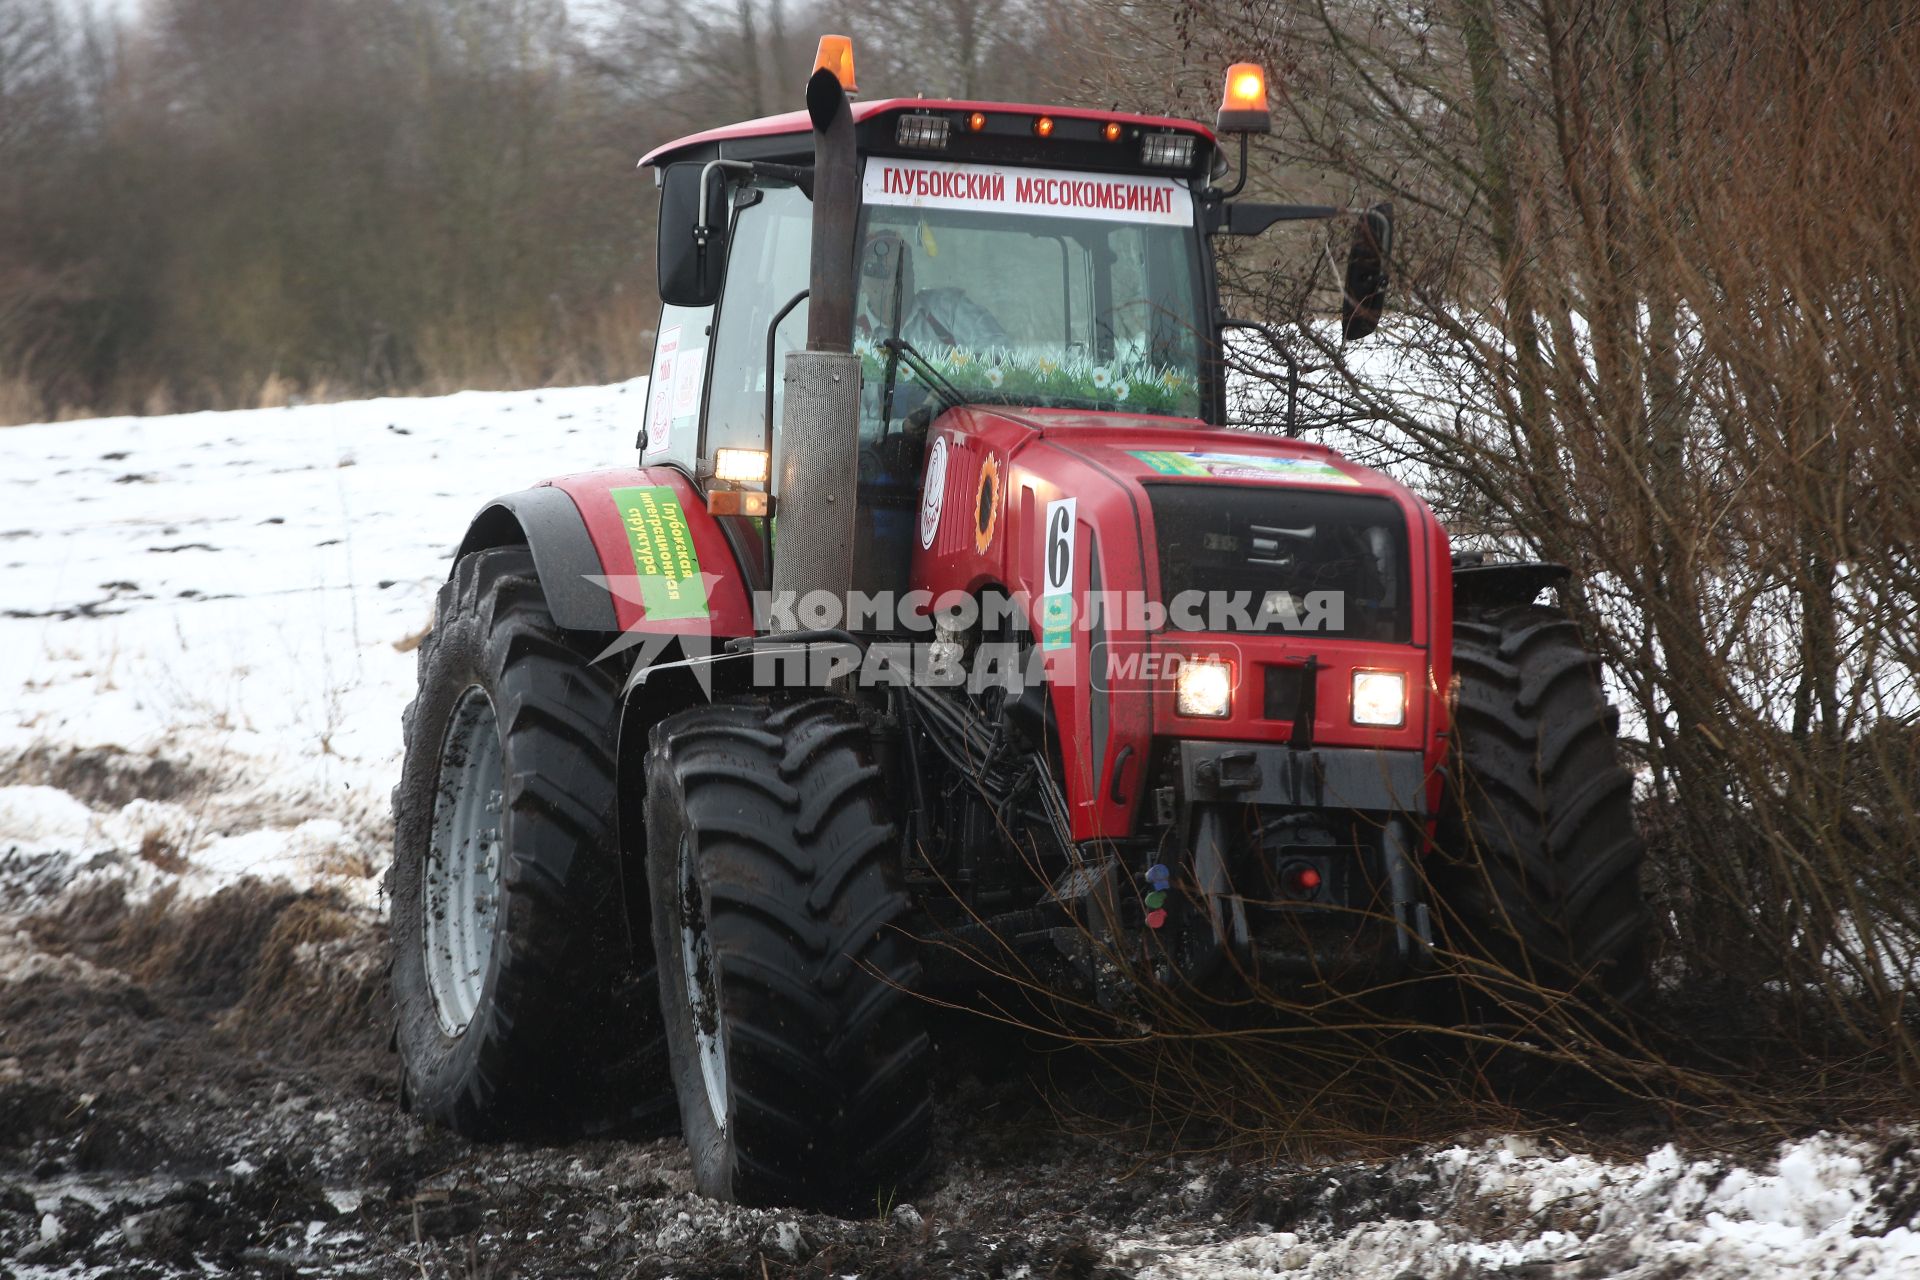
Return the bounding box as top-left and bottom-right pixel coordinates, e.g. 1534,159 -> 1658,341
610,486 -> 708,621
1131,450 -> 1211,476
1041,594 -> 1075,650
1129,450 -> 1358,485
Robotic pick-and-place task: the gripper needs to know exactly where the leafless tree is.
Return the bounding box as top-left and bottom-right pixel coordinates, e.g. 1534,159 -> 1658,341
1093,0 -> 1920,1083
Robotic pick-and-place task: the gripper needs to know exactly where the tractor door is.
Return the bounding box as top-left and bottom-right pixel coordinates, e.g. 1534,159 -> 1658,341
702,182 -> 813,475
644,179 -> 811,593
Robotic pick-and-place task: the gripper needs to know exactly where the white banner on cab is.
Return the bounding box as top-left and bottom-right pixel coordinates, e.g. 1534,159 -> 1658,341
863,158 -> 1192,227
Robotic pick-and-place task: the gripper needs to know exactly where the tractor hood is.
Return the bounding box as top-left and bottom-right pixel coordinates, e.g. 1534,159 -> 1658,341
935,404 -> 1404,501
908,404 -> 1453,844
913,404 -> 1447,648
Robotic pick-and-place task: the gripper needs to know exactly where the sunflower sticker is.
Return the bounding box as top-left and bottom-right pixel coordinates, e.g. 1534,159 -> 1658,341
974,454 -> 1002,554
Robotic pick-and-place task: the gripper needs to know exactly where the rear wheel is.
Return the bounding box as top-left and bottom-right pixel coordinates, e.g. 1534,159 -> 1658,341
1434,603 -> 1649,1030
390,546 -> 669,1137
645,697 -> 930,1212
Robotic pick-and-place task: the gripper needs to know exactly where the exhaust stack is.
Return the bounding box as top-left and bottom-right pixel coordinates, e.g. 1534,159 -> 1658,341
771,60 -> 862,610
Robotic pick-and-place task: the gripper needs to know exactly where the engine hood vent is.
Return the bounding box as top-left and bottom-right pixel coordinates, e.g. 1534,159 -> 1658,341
1145,483 -> 1412,641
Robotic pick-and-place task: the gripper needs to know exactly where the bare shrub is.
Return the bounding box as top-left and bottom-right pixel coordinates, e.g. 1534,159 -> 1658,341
1074,0 -> 1920,1095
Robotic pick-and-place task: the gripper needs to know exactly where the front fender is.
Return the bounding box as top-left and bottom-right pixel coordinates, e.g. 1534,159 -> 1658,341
455,470 -> 754,638
457,486 -> 621,631
1451,558 -> 1570,611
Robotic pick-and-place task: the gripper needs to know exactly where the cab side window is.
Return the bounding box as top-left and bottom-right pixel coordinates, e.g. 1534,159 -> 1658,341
704,184 -> 812,469
641,301 -> 711,469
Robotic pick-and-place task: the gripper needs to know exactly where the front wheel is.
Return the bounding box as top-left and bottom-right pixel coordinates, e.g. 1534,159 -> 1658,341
1433,603 -> 1650,1028
645,697 -> 930,1212
389,546 -> 668,1137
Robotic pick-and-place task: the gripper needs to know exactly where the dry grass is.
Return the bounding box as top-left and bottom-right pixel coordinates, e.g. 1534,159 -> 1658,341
0,743 -> 209,809
0,371 -> 40,426
224,892 -> 387,1054
25,878 -> 386,1054
911,760 -> 1904,1167
134,829 -> 190,876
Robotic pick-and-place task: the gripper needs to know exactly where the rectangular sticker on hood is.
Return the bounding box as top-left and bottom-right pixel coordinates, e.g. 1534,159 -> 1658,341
1129,450 -> 1359,486
610,485 -> 709,621
865,159 -> 1191,227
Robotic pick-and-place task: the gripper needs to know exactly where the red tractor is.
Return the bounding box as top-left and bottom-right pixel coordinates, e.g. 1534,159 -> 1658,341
389,41 -> 1646,1212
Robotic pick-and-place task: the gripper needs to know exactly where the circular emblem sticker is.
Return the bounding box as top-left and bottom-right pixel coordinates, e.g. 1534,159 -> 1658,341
919,436 -> 950,550
974,454 -> 1001,554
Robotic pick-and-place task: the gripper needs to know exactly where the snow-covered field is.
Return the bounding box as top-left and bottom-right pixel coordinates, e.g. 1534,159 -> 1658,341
1115,1135 -> 1920,1279
0,381 -> 644,906
2,386 -> 1916,1277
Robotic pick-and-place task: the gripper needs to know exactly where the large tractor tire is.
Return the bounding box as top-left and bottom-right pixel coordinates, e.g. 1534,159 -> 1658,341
645,697 -> 930,1212
390,545 -> 668,1137
1434,603 -> 1649,1026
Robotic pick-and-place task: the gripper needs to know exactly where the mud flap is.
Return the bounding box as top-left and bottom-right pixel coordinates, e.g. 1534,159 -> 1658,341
1383,815 -> 1436,968
1046,857 -> 1132,1009
1163,803 -> 1250,986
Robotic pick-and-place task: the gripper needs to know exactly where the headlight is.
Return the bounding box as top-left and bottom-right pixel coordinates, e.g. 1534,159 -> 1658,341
1175,658 -> 1234,718
713,448 -> 770,485
1351,669 -> 1406,728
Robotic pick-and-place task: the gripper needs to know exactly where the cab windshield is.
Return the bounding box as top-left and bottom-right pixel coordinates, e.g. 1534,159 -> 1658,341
854,180 -> 1206,422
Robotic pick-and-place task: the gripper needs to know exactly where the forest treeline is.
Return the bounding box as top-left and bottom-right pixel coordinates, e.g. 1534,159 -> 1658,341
0,0 -> 1108,421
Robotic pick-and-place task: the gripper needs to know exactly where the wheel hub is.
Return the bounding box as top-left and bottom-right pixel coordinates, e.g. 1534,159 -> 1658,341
423,686 -> 505,1037
677,834 -> 729,1133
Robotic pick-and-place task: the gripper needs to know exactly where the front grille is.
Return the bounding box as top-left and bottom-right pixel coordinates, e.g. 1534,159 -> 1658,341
1146,483 -> 1412,640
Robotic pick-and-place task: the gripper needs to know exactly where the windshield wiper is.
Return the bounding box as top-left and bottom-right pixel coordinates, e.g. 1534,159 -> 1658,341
880,338 -> 970,415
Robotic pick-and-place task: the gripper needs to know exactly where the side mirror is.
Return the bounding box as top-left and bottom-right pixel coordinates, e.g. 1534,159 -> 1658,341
1341,203 -> 1393,341
658,162 -> 730,307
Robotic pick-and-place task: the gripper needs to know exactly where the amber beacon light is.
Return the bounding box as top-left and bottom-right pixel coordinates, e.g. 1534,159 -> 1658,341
813,34 -> 857,92
1216,62 -> 1272,133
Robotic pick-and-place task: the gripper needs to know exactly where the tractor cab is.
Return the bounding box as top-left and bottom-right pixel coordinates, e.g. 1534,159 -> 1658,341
635,48 -> 1385,599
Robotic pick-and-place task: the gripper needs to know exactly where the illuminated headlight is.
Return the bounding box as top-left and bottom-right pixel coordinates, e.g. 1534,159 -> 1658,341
1175,658 -> 1234,719
1140,132 -> 1195,168
713,448 -> 770,485
896,114 -> 950,150
1351,669 -> 1406,728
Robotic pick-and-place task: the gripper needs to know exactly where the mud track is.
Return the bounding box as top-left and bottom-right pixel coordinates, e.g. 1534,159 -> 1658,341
7,863 -> 1918,1279
0,870 -> 1435,1279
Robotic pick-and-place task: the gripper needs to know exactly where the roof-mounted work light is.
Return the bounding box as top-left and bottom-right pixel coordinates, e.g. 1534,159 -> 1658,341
1140,131 -> 1195,168
896,113 -> 950,149
1217,62 -> 1272,133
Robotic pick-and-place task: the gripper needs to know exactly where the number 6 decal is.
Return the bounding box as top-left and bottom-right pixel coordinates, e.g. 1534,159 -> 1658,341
1040,497 -> 1076,650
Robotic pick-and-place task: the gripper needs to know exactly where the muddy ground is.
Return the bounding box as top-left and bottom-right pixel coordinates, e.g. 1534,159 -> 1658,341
4,856 -> 1916,1279
0,858 -> 1506,1279
0,861 -> 1420,1280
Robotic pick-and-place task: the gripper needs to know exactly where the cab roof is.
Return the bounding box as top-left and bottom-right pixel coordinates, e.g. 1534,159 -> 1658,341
638,98 -> 1217,170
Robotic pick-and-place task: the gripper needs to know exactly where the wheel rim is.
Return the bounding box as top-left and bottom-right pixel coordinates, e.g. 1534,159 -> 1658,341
677,833 -> 729,1133
423,686 -> 505,1038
